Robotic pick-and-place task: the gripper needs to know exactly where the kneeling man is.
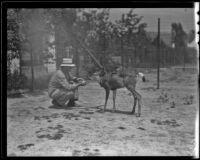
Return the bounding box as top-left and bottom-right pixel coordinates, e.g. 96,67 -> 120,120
48,58 -> 86,107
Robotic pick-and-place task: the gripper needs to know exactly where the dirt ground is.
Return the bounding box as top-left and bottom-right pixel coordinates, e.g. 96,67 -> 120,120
7,67 -> 198,156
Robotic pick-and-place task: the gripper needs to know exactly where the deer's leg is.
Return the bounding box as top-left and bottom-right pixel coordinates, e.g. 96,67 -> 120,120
104,88 -> 110,112
131,96 -> 137,114
128,89 -> 137,114
132,90 -> 142,117
112,90 -> 117,112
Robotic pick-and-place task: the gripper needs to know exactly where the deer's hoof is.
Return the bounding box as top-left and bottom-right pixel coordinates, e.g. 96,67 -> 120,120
131,111 -> 135,115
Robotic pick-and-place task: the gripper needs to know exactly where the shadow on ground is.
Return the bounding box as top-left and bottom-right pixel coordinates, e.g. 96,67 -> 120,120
97,109 -> 133,115
7,94 -> 25,98
48,105 -> 75,110
26,90 -> 47,97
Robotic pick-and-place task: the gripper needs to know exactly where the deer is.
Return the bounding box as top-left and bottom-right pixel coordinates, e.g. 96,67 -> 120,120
74,36 -> 145,117
92,66 -> 145,117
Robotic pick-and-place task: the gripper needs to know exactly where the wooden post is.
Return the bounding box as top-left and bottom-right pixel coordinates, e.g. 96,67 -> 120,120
144,47 -> 147,68
120,35 -> 124,69
134,47 -> 136,71
75,39 -> 80,77
157,18 -> 160,89
103,29 -> 106,66
173,49 -> 176,65
183,46 -> 186,71
30,44 -> 34,91
55,23 -> 64,70
19,50 -> 22,76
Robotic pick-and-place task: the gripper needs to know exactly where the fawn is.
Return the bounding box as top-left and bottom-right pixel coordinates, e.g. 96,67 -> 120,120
93,67 -> 145,117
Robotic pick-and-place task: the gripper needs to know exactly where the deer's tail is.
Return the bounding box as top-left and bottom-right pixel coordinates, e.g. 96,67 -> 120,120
137,72 -> 146,82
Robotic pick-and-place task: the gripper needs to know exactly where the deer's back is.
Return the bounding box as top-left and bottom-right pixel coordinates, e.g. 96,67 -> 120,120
108,74 -> 125,90
99,70 -> 137,90
123,75 -> 137,89
117,68 -> 138,89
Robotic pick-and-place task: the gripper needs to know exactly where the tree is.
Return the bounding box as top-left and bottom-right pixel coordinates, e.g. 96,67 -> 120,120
45,9 -> 77,69
18,9 -> 49,91
74,9 -> 114,68
114,9 -> 147,68
7,9 -> 28,91
171,23 -> 188,68
134,23 -> 150,66
171,23 -> 187,49
7,9 -> 21,72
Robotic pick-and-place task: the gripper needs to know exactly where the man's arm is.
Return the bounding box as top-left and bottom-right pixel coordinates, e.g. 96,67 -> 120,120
69,73 -> 84,83
57,72 -> 82,91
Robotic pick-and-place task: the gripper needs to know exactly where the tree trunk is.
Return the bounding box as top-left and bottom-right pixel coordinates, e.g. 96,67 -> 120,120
134,48 -> 137,68
55,24 -> 65,69
19,50 -> 22,75
75,39 -> 80,77
131,51 -> 134,67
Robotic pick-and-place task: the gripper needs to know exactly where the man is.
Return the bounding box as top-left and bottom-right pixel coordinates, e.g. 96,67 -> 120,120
48,58 -> 86,107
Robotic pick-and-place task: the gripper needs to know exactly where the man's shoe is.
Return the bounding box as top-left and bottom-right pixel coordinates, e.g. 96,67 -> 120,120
52,99 -> 63,107
67,100 -> 82,107
67,100 -> 75,107
74,101 -> 82,107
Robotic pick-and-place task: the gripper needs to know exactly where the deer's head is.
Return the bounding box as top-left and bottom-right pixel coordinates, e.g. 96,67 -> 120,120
99,68 -> 106,77
90,68 -> 106,82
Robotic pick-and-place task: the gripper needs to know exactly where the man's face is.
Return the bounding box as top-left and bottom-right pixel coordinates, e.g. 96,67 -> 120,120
61,66 -> 71,74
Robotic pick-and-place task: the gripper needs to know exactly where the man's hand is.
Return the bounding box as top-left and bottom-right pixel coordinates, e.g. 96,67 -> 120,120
80,80 -> 86,86
71,77 -> 86,87
77,78 -> 84,82
76,78 -> 86,86
72,77 -> 85,82
73,81 -> 86,88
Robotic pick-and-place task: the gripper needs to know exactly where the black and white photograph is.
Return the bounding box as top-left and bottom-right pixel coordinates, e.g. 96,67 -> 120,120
4,2 -> 199,157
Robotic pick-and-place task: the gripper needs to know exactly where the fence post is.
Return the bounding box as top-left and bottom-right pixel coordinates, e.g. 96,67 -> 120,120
157,18 -> 160,89
75,39 -> 80,77
30,44 -> 34,91
183,46 -> 186,71
121,36 -> 124,69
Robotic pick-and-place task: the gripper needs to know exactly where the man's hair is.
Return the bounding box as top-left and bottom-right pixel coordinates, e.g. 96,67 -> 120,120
61,66 -> 71,69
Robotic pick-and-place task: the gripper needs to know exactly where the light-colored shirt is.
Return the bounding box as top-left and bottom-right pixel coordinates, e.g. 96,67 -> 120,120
48,70 -> 76,97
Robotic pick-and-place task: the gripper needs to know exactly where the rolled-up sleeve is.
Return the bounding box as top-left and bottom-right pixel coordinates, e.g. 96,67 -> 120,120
57,71 -> 77,91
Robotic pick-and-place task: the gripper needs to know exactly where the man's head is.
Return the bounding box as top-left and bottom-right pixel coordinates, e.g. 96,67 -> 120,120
60,65 -> 74,74
60,58 -> 76,74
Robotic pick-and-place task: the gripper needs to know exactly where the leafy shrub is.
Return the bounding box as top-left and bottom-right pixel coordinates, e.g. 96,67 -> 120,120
7,69 -> 28,91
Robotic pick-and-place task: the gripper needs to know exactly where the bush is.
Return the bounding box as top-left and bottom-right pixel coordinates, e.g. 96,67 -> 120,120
7,69 -> 28,91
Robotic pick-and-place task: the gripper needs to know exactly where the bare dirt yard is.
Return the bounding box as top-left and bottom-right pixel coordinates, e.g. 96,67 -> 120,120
7,67 -> 198,156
